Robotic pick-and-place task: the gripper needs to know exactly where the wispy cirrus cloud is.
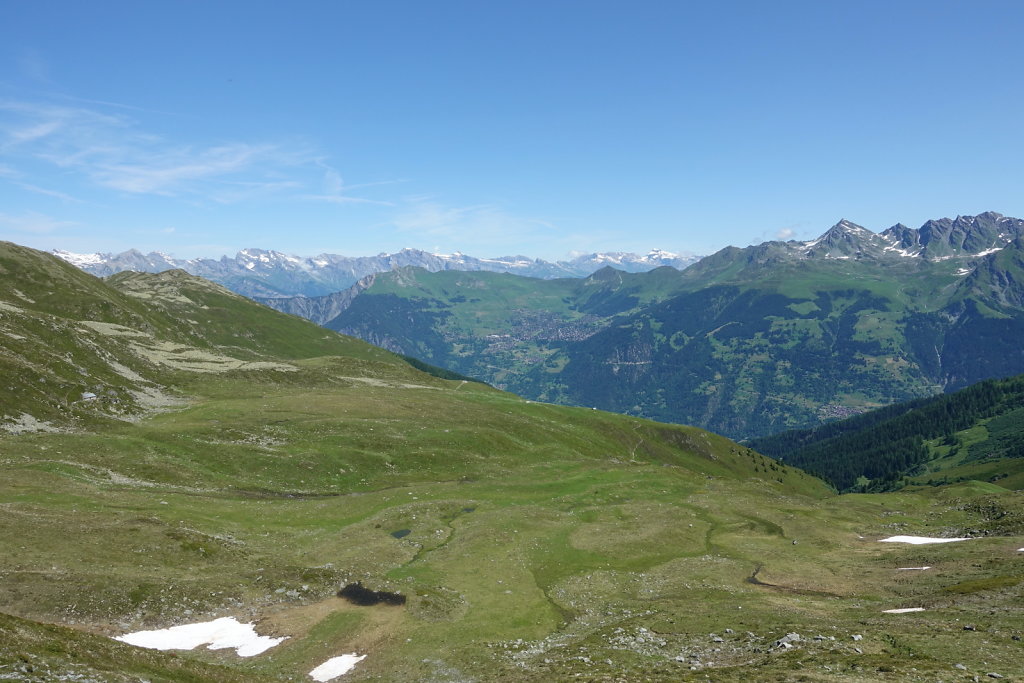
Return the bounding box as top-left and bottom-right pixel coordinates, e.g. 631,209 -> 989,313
391,196 -> 559,255
0,98 -> 386,206
298,162 -> 399,206
13,181 -> 83,203
0,210 -> 77,234
86,142 -> 288,195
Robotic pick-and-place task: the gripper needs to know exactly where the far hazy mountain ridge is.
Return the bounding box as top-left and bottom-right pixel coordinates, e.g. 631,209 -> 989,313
53,246 -> 701,298
253,211 -> 1024,326
54,212 -> 1023,300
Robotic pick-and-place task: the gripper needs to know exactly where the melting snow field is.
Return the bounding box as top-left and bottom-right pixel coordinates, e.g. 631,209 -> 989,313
309,653 -> 367,681
883,607 -> 926,614
896,566 -> 932,571
879,535 -> 973,545
115,617 -> 287,656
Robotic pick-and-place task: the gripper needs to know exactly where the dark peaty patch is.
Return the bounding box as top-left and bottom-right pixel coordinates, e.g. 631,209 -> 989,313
338,582 -> 407,606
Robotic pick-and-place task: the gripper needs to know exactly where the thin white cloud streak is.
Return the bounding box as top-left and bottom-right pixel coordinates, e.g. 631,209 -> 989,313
0,211 -> 77,234
205,179 -> 304,205
89,142 -> 283,194
776,227 -> 796,239
12,181 -> 83,203
8,119 -> 63,145
0,98 -> 386,206
391,197 -> 559,254
300,163 -> 398,206
48,92 -> 186,117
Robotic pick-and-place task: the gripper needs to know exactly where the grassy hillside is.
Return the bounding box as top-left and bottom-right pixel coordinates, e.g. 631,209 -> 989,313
0,241 -> 403,430
3,243 -> 1024,681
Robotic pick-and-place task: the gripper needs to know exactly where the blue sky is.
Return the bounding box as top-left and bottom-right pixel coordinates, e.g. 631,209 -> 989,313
2,1 -> 1023,260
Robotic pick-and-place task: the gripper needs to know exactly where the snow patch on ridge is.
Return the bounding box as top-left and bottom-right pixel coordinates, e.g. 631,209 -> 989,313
53,249 -> 105,266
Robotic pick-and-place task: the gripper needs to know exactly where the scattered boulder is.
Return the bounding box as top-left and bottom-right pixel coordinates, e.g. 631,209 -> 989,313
772,633 -> 801,649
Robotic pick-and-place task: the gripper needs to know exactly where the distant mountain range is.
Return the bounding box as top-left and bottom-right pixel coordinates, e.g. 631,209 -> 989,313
53,246 -> 701,298
262,212 -> 1024,439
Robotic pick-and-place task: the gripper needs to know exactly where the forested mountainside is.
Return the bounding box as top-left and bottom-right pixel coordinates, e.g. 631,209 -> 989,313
750,374 -> 1024,492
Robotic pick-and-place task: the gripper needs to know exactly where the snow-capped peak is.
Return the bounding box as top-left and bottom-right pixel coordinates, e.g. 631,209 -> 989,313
832,219 -> 870,233
52,249 -> 105,266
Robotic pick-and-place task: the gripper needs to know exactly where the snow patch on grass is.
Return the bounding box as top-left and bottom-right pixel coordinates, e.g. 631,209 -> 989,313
309,653 -> 367,681
115,617 -> 287,656
879,535 -> 973,544
882,607 -> 926,613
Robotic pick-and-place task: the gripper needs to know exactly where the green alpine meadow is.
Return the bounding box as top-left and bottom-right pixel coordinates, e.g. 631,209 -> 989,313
3,241 -> 1024,682
7,3 -> 1024,680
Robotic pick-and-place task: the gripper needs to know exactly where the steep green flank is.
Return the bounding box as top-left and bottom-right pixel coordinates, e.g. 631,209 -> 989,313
751,374 -> 1024,491
0,243 -> 407,429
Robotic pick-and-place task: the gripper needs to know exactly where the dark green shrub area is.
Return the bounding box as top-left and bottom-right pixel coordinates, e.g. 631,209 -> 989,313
749,375 -> 1024,490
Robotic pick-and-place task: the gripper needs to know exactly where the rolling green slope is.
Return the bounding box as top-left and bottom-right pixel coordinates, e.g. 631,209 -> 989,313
4,242 -> 1024,681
